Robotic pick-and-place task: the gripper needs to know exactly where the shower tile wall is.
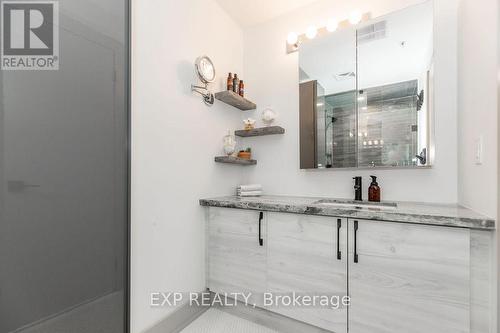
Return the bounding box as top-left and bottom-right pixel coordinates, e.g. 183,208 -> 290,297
320,80 -> 419,168
358,80 -> 419,167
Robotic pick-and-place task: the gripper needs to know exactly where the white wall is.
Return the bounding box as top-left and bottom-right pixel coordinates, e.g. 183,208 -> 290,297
457,0 -> 498,218
241,0 -> 460,204
131,0 -> 245,332
457,0 -> 498,331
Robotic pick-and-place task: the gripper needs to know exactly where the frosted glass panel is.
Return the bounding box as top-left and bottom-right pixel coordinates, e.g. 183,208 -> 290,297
0,1 -> 128,332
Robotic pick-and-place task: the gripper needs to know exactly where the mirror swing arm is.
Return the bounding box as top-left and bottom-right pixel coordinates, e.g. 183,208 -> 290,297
191,82 -> 215,106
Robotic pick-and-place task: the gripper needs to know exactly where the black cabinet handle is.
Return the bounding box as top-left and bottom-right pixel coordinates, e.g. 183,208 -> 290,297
337,219 -> 342,260
354,221 -> 359,263
258,212 -> 264,246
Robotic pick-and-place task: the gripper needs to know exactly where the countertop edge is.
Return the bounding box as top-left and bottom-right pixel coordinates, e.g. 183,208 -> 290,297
199,198 -> 496,231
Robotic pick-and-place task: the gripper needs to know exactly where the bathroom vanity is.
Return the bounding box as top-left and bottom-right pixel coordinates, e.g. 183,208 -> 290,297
200,196 -> 495,333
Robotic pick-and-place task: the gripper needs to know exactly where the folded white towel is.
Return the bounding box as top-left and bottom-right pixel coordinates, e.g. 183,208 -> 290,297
237,190 -> 263,197
237,184 -> 263,191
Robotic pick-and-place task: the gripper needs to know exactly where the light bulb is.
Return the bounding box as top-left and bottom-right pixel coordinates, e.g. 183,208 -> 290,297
287,32 -> 298,45
326,19 -> 338,32
306,26 -> 318,39
349,11 -> 362,25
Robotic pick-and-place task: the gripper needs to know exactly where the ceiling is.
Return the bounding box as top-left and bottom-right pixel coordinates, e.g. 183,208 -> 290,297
215,0 -> 320,27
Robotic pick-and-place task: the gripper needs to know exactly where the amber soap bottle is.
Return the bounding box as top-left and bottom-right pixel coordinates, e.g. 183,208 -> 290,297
368,176 -> 381,202
227,73 -> 233,91
239,80 -> 244,97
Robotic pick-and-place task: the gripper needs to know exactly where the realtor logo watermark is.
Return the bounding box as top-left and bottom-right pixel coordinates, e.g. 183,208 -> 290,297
1,1 -> 59,70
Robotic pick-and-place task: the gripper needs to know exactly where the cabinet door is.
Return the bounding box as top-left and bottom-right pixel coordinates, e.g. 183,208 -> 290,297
267,212 -> 348,333
348,219 -> 470,333
207,207 -> 266,306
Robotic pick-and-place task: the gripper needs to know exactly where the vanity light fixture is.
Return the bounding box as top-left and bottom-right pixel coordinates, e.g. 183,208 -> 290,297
326,19 -> 339,32
286,11 -> 371,53
306,26 -> 318,39
287,32 -> 299,45
349,11 -> 363,25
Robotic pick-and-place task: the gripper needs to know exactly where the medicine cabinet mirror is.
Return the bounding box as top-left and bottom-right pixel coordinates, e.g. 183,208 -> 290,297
299,1 -> 433,169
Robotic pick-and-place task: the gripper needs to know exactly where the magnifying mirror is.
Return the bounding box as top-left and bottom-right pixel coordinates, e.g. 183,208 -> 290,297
195,56 -> 216,84
191,56 -> 216,106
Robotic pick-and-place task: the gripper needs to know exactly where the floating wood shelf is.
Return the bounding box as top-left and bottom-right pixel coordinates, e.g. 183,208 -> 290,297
215,156 -> 257,165
214,91 -> 257,111
235,126 -> 285,137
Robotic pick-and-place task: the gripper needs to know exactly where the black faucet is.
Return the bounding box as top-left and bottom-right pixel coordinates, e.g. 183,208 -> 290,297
353,177 -> 362,201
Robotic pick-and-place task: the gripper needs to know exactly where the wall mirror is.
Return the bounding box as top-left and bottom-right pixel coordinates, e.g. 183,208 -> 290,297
299,1 -> 433,169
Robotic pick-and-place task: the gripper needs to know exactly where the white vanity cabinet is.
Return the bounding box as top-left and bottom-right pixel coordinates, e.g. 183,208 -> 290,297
207,207 -> 267,306
348,219 -> 471,333
205,207 -> 492,333
267,212 -> 348,333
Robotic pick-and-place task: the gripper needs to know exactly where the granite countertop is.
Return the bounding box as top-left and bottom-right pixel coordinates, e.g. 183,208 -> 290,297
199,195 -> 495,230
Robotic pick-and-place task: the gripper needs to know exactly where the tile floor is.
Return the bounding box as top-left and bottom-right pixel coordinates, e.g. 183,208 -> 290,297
180,309 -> 278,333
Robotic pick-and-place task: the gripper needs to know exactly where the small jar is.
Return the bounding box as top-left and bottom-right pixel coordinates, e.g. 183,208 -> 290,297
223,130 -> 236,156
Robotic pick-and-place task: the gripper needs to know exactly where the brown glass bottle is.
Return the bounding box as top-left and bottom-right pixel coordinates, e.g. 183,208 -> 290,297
233,74 -> 239,94
239,80 -> 245,97
227,73 -> 233,91
368,175 -> 381,202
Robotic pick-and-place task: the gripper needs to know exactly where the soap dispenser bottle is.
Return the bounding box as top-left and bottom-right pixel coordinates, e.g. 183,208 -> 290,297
353,176 -> 362,201
368,176 -> 381,202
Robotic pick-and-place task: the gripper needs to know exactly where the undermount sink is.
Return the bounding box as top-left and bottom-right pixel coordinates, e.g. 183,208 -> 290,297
312,199 -> 398,211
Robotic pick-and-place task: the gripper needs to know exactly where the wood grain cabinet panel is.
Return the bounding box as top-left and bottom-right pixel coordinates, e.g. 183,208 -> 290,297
205,209 -> 490,333
348,219 -> 471,333
267,212 -> 348,333
207,207 -> 267,307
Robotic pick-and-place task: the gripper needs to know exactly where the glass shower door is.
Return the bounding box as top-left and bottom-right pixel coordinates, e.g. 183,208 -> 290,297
0,0 -> 128,332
